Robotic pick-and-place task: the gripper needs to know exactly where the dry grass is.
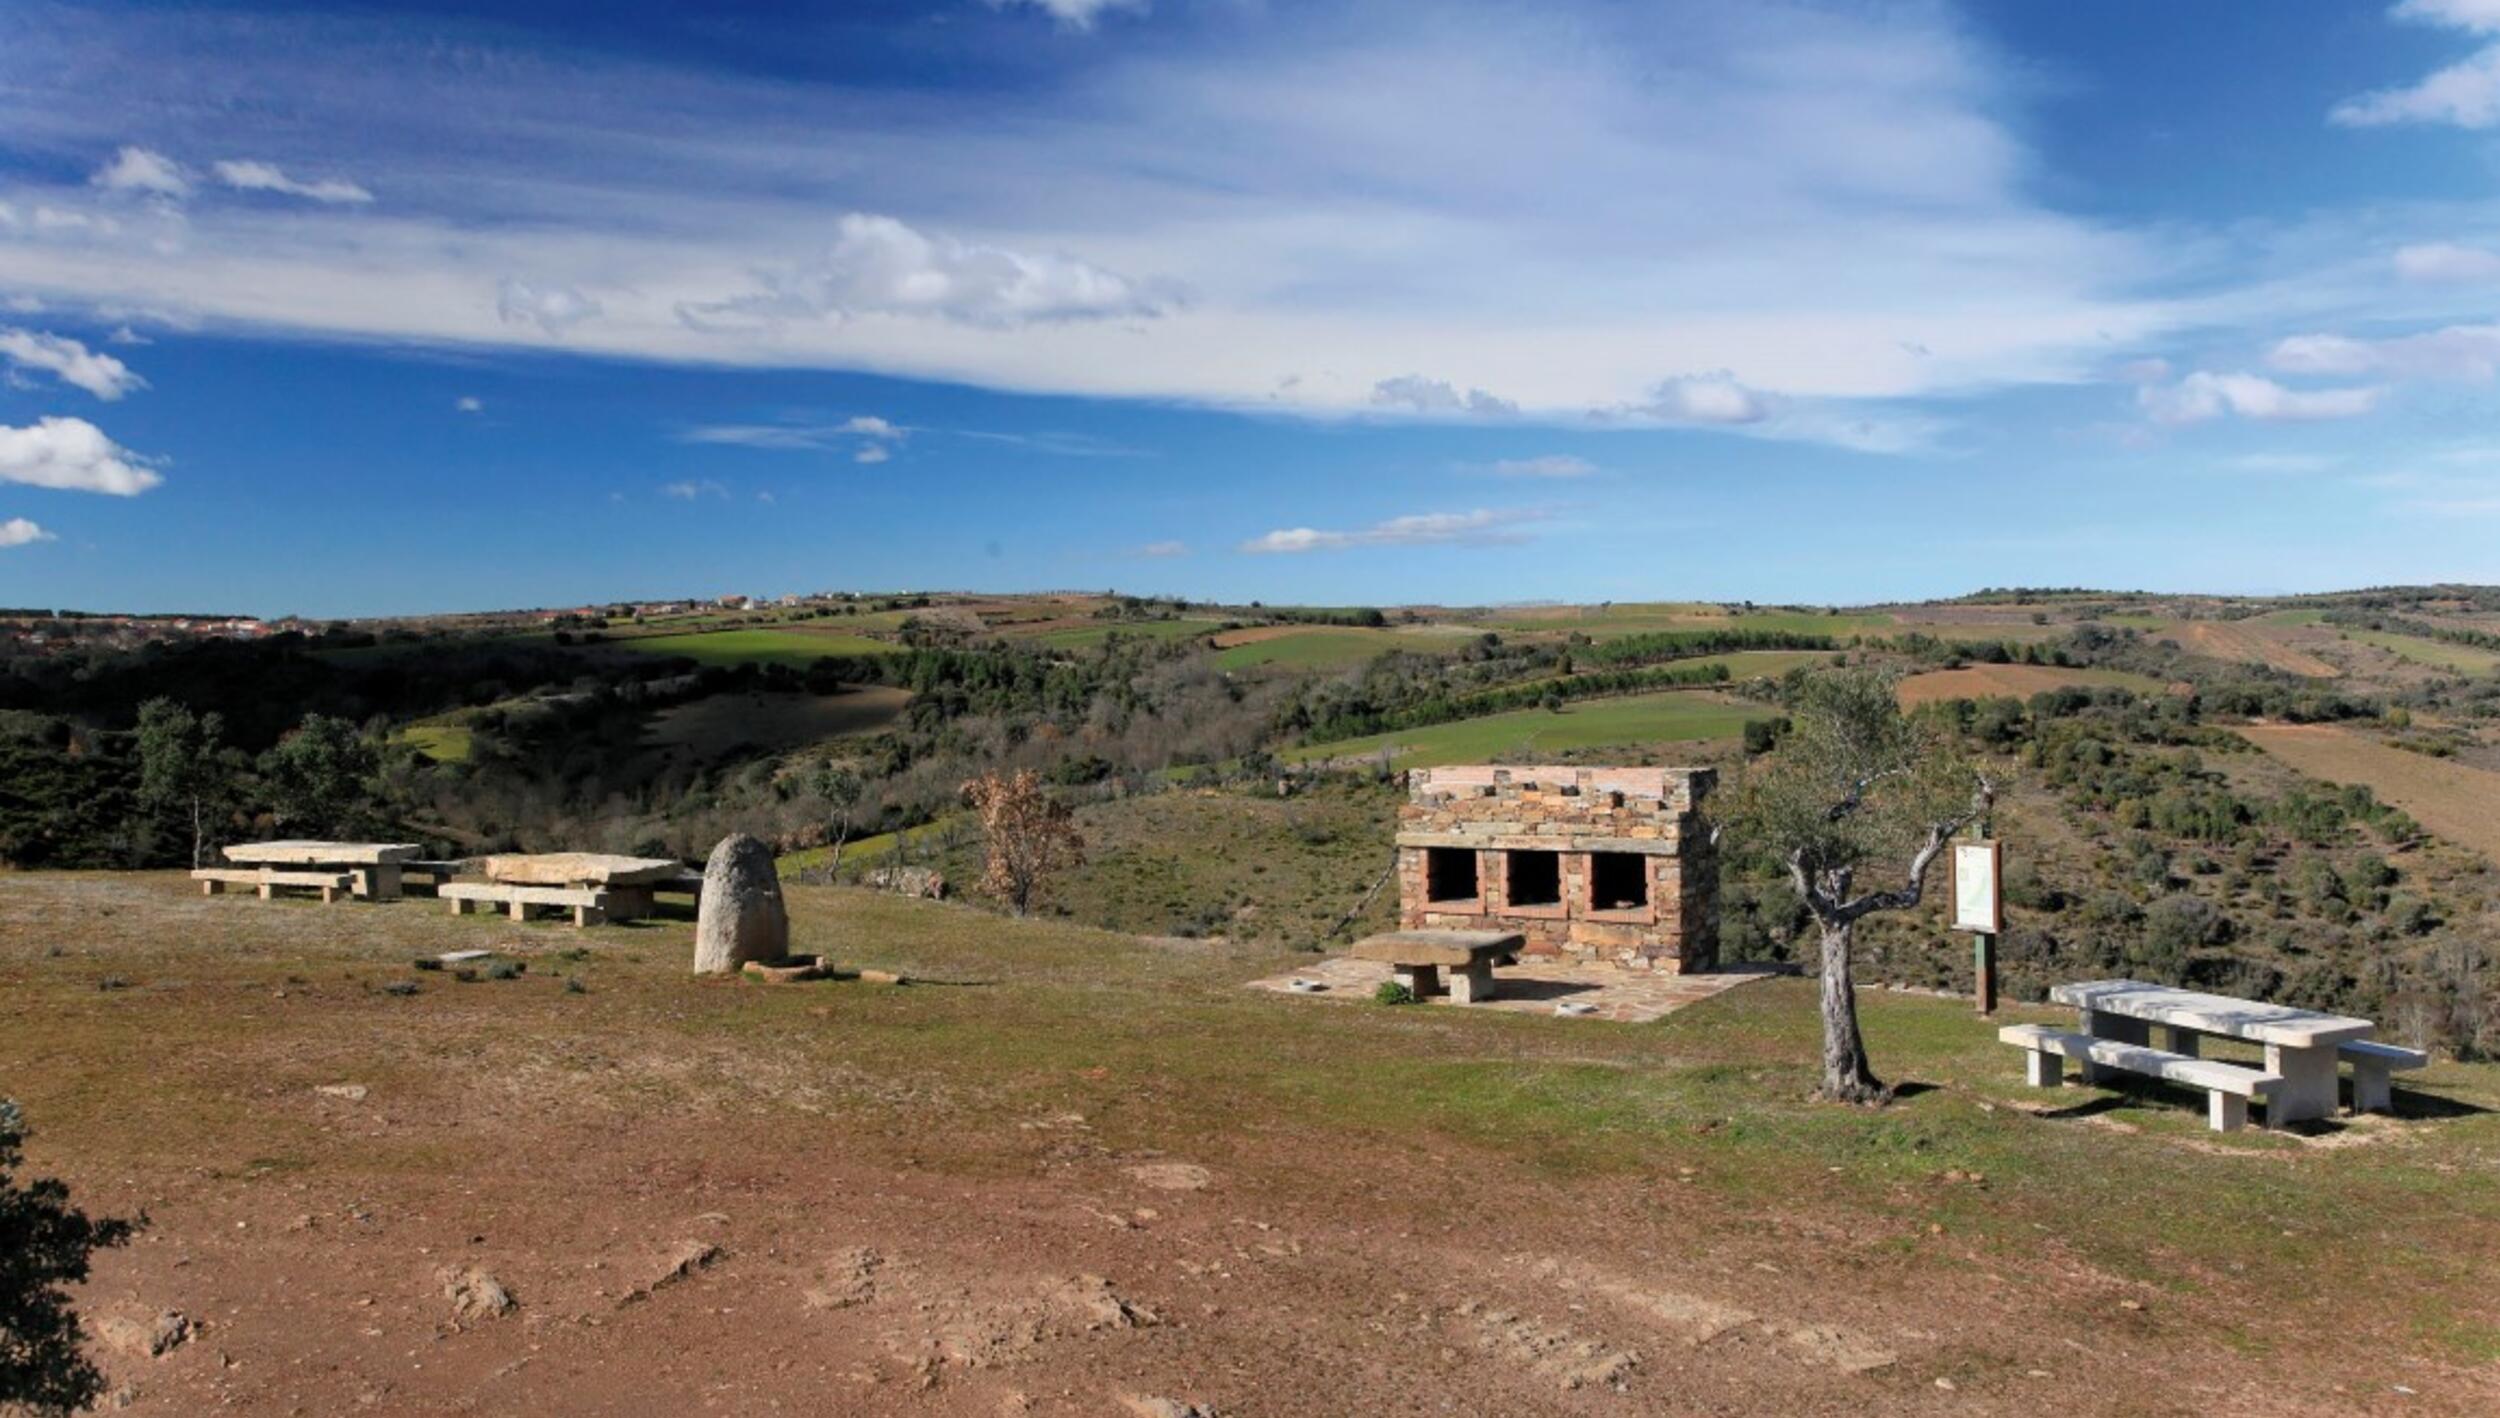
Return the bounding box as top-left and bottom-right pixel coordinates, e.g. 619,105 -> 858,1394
1894,664 -> 2166,706
2176,621 -> 2341,678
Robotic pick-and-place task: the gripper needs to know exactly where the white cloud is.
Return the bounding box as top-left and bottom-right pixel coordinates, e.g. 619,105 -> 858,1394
2114,357 -> 2172,385
852,443 -> 890,464
0,516 -> 55,548
683,213 -> 1166,331
0,328 -> 144,399
2268,323 -> 2500,381
0,3 -> 2187,438
1482,454 -> 1595,478
2226,452 -> 2338,474
990,0 -> 1149,30
1240,506 -> 1550,554
2333,3 -> 2500,127
0,416 -> 164,494
211,160 -> 373,205
841,415 -> 901,438
2138,371 -> 2384,425
2394,241 -> 2500,283
1635,373 -> 1771,425
680,414 -> 906,453
659,478 -> 727,500
90,146 -> 189,197
1137,538 -> 1187,557
1370,375 -> 1516,416
455,395 -> 483,413
496,278 -> 601,335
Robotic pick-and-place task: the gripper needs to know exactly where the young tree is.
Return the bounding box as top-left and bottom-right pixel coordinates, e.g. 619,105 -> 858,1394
1735,668 -> 1994,1103
133,698 -> 233,868
961,769 -> 1086,916
259,713 -> 381,838
810,759 -> 866,878
1,1099 -> 141,1416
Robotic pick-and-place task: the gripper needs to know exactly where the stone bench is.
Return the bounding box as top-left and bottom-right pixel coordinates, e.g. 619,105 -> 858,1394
2341,1039 -> 2428,1114
191,867 -> 263,896
2000,1023 -> 2282,1132
1349,929 -> 1524,1005
442,881 -> 613,927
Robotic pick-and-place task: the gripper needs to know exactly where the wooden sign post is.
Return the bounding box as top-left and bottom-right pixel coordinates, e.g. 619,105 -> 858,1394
1949,830 -> 2002,1016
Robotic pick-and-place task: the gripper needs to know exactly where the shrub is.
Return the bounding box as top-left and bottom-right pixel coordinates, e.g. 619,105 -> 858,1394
1373,980 -> 1418,1006
0,1099 -> 142,1415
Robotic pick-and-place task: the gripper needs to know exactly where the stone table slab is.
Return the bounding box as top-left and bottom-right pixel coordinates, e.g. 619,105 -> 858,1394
482,853 -> 685,887
222,840 -> 422,866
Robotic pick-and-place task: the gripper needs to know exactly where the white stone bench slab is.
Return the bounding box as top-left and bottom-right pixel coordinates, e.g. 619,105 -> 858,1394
2341,1039 -> 2428,1114
260,869 -> 355,903
2001,1023 -> 2282,1132
191,868 -> 262,895
442,881 -> 612,926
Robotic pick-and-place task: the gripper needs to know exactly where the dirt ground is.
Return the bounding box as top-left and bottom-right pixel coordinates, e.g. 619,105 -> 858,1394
6,873 -> 2499,1417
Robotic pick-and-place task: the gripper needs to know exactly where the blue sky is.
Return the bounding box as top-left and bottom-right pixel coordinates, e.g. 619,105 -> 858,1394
9,1 -> 2500,615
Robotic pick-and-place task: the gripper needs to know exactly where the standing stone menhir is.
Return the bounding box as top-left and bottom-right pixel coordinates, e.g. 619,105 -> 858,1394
692,833 -> 789,974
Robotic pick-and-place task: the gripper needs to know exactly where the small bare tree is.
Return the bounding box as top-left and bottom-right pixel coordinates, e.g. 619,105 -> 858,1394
1734,668 -> 1993,1103
809,759 -> 866,881
961,770 -> 1086,916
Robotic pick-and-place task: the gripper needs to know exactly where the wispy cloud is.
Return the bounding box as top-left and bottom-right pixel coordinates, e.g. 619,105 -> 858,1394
211,159 -> 372,204
2137,371 -> 2383,425
1137,539 -> 1187,557
2332,2 -> 2500,127
1240,506 -> 1551,554
89,146 -> 188,197
659,478 -> 728,500
0,516 -> 54,547
0,327 -> 143,399
988,0 -> 1148,31
0,416 -> 163,494
2394,241 -> 2500,283
455,395 -> 483,413
2268,323 -> 2500,382
1371,375 -> 1516,417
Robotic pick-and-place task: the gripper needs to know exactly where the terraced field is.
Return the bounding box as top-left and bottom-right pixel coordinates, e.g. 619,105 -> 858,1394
1212,624 -> 1478,670
1283,688 -> 1757,768
1026,618 -> 1226,650
2174,620 -> 2340,678
603,626 -> 897,666
2334,629 -> 2500,674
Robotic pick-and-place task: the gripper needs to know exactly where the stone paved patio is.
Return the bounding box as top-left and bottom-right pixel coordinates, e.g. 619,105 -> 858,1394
1247,954 -> 1785,1023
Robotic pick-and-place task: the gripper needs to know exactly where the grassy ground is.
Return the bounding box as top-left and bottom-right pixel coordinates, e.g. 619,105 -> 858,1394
1285,690 -> 1761,768
1211,625 -> 1478,671
3,873 -> 2497,1414
395,720 -> 474,763
1023,618 -> 1226,650
1483,606 -> 1896,640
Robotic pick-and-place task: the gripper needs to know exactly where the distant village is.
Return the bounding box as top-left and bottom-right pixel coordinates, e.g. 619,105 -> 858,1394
1,592 -> 895,658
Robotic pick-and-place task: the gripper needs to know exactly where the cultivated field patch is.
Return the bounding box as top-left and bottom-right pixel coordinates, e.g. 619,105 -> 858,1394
2172,621 -> 2340,678
1285,689 -> 1758,768
602,626 -> 896,667
641,685 -> 910,757
2240,722 -> 2500,862
1894,664 -> 2167,707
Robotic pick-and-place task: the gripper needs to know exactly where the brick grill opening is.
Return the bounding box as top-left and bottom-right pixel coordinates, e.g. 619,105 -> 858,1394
1590,851 -> 1648,911
1425,845 -> 1479,904
1507,849 -> 1561,906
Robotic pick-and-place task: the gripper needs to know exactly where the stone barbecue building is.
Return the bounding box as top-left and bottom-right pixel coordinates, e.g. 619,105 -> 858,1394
1395,765 -> 1718,972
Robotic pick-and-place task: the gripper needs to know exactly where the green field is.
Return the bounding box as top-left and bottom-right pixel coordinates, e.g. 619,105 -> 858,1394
1026,618 -> 1226,650
2338,629 -> 2500,674
1284,689 -> 1758,768
604,627 -> 897,667
396,721 -> 474,763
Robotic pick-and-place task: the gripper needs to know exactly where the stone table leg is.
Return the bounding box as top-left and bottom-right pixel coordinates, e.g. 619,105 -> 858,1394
353,864 -> 405,902
2167,1026 -> 2201,1058
2077,1009 -> 2148,1084
1393,964 -> 1441,998
2350,1059 -> 2393,1114
2265,1042 -> 2339,1125
1450,958 -> 1497,1005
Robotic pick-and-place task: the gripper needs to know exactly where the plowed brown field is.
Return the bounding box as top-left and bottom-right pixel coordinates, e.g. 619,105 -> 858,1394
2178,622 -> 2339,678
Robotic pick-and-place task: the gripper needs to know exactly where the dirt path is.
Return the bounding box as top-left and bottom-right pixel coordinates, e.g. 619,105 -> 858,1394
2241,722 -> 2500,861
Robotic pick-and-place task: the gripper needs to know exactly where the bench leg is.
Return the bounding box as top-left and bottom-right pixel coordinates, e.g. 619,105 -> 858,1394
2024,1048 -> 2062,1088
2351,1060 -> 2393,1115
1450,959 -> 1496,1005
1393,964 -> 1441,998
448,896 -> 468,916
319,885 -> 339,904
573,904 -> 608,928
354,864 -> 404,903
200,879 -> 219,897
2078,1009 -> 2148,1083
2208,1092 -> 2249,1133
258,879 -> 275,901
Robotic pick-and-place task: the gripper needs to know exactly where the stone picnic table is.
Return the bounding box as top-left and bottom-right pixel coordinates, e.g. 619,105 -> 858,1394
2033,978 -> 2411,1127
204,840 -> 423,902
441,853 -> 701,926
1349,928 -> 1524,1005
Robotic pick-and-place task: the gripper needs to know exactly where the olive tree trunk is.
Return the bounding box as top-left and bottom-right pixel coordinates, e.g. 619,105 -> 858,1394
1815,916 -> 1883,1103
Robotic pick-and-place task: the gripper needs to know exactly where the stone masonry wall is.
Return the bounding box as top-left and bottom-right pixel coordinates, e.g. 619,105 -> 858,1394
1393,764 -> 1718,972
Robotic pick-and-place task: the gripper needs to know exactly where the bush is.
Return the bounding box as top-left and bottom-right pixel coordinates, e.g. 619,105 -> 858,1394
0,1099 -> 142,1415
1373,980 -> 1418,1006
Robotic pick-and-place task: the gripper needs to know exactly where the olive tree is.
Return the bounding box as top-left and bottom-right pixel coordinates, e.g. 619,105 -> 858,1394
1734,669 -> 1994,1103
